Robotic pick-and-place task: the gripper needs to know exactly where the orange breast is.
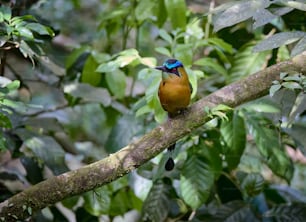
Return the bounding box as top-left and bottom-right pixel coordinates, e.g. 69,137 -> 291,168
158,79 -> 191,115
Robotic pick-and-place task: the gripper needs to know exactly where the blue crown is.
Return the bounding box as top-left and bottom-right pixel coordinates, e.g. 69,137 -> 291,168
163,59 -> 183,69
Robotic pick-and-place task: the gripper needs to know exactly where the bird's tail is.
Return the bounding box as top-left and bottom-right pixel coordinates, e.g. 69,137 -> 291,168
165,143 -> 176,171
164,112 -> 177,171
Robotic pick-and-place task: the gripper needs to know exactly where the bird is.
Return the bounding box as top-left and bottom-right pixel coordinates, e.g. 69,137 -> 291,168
155,59 -> 192,171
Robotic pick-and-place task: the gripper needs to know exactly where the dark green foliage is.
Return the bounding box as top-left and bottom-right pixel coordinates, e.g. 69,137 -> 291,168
141,179 -> 172,222
264,202 -> 306,222
244,111 -> 294,182
221,111 -> 246,170
1,0 -> 306,221
20,156 -> 44,184
216,174 -> 243,204
209,200 -> 260,222
180,151 -> 215,209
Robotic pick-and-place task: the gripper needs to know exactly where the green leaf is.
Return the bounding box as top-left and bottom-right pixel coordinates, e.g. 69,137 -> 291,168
180,152 -> 214,209
277,45 -> 290,62
25,23 -> 54,36
96,49 -> 139,73
0,112 -> 12,128
155,47 -> 171,57
199,131 -> 223,177
105,69 -> 126,99
270,83 -> 282,97
83,186 -> 111,216
37,56 -> 65,76
174,43 -> 193,66
5,80 -> 20,92
155,0 -> 167,27
291,36 -> 306,57
281,81 -> 303,90
96,61 -> 119,73
213,0 -> 271,31
210,200 -> 257,221
10,17 -> 27,27
240,173 -> 265,197
0,11 -> 4,23
213,104 -> 233,112
153,97 -> 167,123
61,196 -> 80,209
147,76 -> 167,123
98,8 -> 129,27
24,136 -> 68,175
1,99 -> 33,114
109,176 -> 129,192
139,57 -> 156,68
270,184 -> 306,203
208,38 -> 233,53
138,68 -> 159,80
283,75 -> 302,82
27,207 -> 32,216
105,114 -> 142,153
116,48 -> 140,67
185,18 -> 204,41
185,68 -> 198,99
64,83 -> 111,106
23,117 -> 63,133
264,202 -> 306,221
81,55 -> 101,86
11,14 -> 36,23
135,0 -> 155,23
65,46 -> 91,69
245,113 -> 294,182
138,70 -> 167,122
228,42 -> 270,83
164,0 -> 187,29
221,111 -> 246,170
253,9 -> 277,29
159,29 -> 172,44
287,92 -> 306,125
280,72 -> 288,79
18,27 -> 34,39
20,156 -> 43,184
0,132 -> 7,151
284,1 -> 306,11
0,6 -> 11,21
253,31 -> 305,52
142,179 -> 171,222
206,104 -> 232,121
91,51 -> 111,63
19,40 -> 36,64
194,57 -> 227,76
286,123 -> 306,155
0,77 -> 15,95
109,187 -> 142,216
135,104 -> 151,117
244,101 -> 280,113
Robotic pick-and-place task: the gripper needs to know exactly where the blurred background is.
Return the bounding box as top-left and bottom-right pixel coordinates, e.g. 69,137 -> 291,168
0,0 -> 306,221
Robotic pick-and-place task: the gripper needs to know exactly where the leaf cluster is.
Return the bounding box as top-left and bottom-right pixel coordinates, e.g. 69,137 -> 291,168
0,6 -> 54,63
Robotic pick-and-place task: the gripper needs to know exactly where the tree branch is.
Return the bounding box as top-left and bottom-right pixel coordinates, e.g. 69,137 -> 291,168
1,51 -> 306,221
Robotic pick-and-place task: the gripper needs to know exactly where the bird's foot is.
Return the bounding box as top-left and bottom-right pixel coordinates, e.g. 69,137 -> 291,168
179,107 -> 189,117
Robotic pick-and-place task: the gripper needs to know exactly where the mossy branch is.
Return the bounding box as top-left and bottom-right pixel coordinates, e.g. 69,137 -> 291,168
0,51 -> 306,221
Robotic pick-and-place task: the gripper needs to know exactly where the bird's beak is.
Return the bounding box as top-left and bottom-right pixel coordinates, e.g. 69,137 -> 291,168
155,66 -> 166,72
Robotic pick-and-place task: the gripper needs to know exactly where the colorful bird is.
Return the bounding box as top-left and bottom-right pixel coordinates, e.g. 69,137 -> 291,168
155,59 -> 192,171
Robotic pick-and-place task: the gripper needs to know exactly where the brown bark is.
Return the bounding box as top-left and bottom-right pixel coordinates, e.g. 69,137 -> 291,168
0,51 -> 306,221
